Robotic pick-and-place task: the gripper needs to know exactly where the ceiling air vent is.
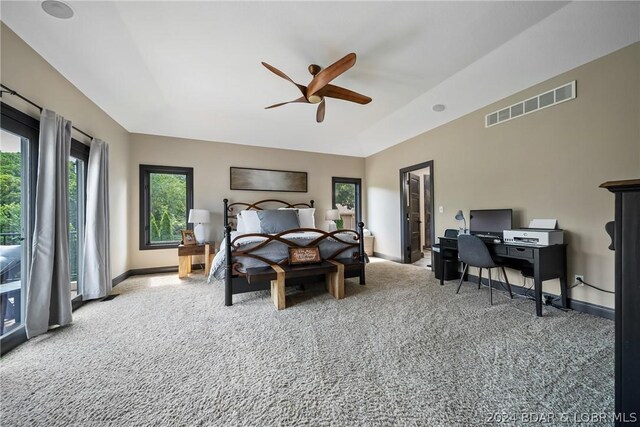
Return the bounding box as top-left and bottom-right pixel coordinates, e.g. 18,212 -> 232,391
485,81 -> 576,128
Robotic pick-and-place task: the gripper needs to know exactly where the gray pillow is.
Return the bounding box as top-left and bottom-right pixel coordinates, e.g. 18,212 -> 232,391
257,209 -> 300,234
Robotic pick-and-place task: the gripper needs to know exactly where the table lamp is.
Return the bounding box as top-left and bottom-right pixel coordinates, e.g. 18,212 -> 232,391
454,210 -> 467,234
326,209 -> 342,228
188,209 -> 210,244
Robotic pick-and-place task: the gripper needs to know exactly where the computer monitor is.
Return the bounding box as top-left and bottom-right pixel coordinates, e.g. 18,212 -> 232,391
469,209 -> 513,238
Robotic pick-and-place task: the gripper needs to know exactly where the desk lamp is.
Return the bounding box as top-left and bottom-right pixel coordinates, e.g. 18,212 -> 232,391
455,210 -> 467,234
188,209 -> 210,244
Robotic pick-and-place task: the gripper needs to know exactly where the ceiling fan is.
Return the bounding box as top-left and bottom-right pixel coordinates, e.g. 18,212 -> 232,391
261,52 -> 372,123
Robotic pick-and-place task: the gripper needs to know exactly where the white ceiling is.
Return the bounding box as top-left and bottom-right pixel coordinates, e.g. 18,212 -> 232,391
1,1 -> 639,157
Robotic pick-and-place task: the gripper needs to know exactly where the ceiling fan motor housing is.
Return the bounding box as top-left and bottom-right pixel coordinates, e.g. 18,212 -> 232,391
308,64 -> 321,76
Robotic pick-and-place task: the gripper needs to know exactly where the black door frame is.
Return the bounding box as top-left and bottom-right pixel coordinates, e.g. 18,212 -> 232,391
399,161 -> 434,264
331,177 -> 362,225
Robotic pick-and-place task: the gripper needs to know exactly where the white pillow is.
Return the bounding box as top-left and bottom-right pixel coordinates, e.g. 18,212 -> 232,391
297,208 -> 316,228
240,210 -> 261,233
235,213 -> 246,233
278,207 -> 315,228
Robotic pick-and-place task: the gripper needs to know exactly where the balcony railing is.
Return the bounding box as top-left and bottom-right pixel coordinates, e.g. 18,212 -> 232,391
0,232 -> 22,246
1,230 -> 80,282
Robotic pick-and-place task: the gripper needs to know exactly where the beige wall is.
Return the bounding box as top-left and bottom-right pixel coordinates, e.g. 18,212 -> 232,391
365,42 -> 640,308
1,24 -> 130,279
4,18 -> 637,310
128,133 -> 365,269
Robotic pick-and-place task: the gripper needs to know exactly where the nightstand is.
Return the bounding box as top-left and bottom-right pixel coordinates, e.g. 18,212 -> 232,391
178,242 -> 215,279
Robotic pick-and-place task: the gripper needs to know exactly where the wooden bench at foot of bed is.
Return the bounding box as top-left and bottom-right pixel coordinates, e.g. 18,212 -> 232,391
245,260 -> 347,310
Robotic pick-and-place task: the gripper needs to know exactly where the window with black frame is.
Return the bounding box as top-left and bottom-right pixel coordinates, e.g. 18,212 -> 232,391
139,165 -> 194,250
332,177 -> 362,230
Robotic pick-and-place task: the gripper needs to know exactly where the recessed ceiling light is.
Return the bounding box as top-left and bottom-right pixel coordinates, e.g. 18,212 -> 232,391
432,104 -> 446,112
41,0 -> 74,19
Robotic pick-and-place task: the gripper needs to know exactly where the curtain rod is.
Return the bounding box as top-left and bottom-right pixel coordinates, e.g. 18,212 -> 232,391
0,83 -> 94,141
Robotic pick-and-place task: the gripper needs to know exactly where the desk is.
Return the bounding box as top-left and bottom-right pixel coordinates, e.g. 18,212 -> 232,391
438,237 -> 568,317
178,242 -> 215,279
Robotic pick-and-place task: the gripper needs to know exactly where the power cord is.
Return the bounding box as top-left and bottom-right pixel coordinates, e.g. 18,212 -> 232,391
520,274 -> 536,301
569,277 -> 615,294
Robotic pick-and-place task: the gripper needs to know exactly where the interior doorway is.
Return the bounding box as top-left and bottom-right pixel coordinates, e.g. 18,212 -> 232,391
399,161 -> 434,265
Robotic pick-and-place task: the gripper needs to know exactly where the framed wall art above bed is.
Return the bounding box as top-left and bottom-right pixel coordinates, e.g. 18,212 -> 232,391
230,167 -> 307,192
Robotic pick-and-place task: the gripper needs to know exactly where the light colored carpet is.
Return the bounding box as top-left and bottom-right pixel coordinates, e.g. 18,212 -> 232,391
1,259 -> 614,426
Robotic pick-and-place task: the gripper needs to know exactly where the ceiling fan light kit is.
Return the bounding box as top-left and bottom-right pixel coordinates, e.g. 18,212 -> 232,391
262,52 -> 372,123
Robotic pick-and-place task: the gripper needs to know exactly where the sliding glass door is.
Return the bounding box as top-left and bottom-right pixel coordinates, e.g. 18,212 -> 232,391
0,129 -> 26,336
1,104 -> 91,352
0,107 -> 37,344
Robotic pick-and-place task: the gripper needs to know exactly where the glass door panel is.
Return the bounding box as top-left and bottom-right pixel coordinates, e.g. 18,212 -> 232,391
0,129 -> 27,336
69,156 -> 85,300
332,179 -> 361,231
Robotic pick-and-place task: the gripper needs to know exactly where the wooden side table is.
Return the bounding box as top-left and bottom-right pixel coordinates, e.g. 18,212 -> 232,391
178,242 -> 215,279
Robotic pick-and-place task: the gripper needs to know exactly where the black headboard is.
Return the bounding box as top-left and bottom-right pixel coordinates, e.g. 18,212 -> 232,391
223,198 -> 314,230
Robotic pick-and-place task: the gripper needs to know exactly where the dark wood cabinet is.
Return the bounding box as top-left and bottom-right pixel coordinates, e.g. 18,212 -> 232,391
601,179 -> 640,425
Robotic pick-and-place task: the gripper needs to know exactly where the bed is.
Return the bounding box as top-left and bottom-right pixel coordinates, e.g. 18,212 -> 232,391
210,198 -> 366,306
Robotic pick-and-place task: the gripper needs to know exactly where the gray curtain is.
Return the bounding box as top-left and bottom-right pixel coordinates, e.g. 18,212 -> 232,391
81,139 -> 111,300
25,109 -> 72,338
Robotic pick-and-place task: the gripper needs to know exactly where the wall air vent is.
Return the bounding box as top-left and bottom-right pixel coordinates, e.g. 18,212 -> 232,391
485,81 -> 576,128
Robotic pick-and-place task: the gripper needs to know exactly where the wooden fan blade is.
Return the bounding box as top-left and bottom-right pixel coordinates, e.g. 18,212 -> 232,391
265,96 -> 308,109
306,53 -> 357,98
318,84 -> 372,105
261,62 -> 306,95
316,100 -> 325,123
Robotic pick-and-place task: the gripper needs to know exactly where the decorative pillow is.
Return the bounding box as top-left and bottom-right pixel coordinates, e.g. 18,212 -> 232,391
240,210 -> 262,233
257,209 -> 300,234
278,207 -> 316,228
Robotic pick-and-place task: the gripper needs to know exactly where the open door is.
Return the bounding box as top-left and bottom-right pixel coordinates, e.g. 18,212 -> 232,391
408,173 -> 422,263
423,174 -> 432,249
400,161 -> 434,264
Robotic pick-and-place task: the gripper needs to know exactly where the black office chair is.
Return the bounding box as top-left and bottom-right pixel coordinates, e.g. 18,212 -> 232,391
444,229 -> 458,238
456,235 -> 513,304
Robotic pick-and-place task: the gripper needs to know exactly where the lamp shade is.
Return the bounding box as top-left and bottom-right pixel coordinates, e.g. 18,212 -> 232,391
454,210 -> 465,221
188,209 -> 210,224
325,209 -> 340,221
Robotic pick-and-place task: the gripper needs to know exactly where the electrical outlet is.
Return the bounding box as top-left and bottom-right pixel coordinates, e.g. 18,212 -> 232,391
574,275 -> 584,286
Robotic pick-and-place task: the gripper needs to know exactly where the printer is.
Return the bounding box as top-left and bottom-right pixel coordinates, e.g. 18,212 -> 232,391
503,218 -> 564,246
503,228 -> 564,246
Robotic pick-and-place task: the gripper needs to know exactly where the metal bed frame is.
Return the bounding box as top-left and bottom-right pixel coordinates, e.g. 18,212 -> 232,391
222,198 -> 366,306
